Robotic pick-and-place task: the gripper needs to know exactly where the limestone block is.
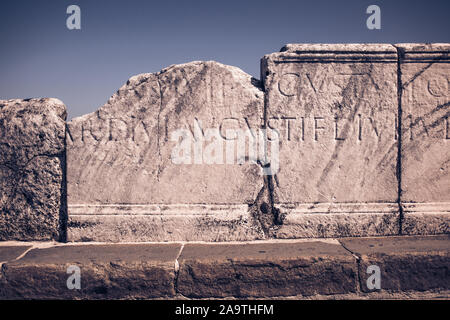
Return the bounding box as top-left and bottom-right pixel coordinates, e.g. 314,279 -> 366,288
397,43 -> 450,235
67,61 -> 266,241
0,244 -> 180,299
261,44 -> 399,237
0,98 -> 67,240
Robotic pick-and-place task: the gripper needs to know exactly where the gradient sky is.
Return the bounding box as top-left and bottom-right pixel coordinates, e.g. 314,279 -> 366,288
1,0 -> 449,119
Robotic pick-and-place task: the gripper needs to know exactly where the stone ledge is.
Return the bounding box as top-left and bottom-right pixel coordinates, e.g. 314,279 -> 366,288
0,236 -> 448,299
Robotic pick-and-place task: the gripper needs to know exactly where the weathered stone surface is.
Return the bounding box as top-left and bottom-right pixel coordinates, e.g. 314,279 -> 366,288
0,246 -> 31,263
177,240 -> 356,298
341,235 -> 450,292
0,243 -> 180,299
68,204 -> 260,242
1,237 -> 449,299
273,203 -> 399,238
67,61 -> 266,242
0,98 -> 67,241
397,44 -> 450,234
401,203 -> 449,235
261,44 -> 399,237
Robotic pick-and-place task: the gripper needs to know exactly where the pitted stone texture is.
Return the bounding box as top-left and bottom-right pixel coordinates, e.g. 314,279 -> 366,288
67,61 -> 265,241
177,241 -> 356,298
401,203 -> 449,235
398,44 -> 450,234
0,98 -> 66,241
272,203 -> 399,238
262,44 -> 398,204
341,235 -> 450,292
0,243 -> 180,299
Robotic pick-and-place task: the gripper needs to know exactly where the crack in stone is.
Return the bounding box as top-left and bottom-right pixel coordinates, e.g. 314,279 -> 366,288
252,72 -> 284,236
173,243 -> 184,295
354,256 -> 363,294
338,240 -> 362,294
249,182 -> 270,237
401,57 -> 441,89
155,75 -> 164,182
59,125 -> 68,242
0,244 -> 35,280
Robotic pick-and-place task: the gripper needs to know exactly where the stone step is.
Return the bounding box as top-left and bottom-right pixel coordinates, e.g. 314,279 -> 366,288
0,235 -> 448,299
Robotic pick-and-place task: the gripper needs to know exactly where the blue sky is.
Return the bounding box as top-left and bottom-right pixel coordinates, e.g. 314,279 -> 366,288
1,0 -> 449,119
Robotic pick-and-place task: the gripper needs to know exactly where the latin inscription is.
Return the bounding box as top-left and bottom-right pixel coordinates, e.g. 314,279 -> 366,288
267,114 -> 397,142
67,113 -> 449,146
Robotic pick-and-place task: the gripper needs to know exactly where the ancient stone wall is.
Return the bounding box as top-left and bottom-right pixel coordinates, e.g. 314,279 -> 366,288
0,44 -> 448,241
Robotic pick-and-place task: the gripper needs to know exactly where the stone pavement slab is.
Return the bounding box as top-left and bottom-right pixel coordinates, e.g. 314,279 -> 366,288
340,235 -> 450,292
0,236 -> 448,299
0,243 -> 181,299
177,240 -> 357,298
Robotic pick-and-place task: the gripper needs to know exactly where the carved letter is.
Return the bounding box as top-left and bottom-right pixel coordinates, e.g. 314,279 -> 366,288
314,117 -> 325,141
334,116 -> 346,141
278,73 -> 300,97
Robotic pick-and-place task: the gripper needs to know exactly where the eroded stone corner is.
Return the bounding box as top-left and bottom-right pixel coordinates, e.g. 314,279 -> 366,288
0,98 -> 67,241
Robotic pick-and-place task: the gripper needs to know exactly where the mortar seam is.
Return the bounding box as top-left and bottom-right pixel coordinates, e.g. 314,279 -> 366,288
393,45 -> 405,235
156,74 -> 164,181
260,60 -> 282,233
59,124 -> 69,242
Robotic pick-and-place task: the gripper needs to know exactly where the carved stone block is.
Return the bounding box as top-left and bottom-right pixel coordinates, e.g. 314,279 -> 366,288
261,44 -> 400,237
